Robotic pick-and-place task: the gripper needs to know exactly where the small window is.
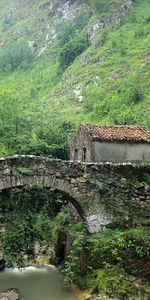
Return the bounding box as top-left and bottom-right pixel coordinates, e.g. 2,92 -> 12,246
83,147 -> 87,162
74,149 -> 78,161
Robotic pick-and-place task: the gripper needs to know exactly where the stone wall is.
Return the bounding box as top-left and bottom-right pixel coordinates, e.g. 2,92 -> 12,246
85,163 -> 150,231
0,156 -> 150,233
70,126 -> 93,162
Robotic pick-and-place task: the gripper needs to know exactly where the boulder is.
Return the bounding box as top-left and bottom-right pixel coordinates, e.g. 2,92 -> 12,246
0,259 -> 6,271
0,288 -> 20,300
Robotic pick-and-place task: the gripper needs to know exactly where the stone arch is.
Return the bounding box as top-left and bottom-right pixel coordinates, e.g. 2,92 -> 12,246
0,155 -> 114,233
0,173 -> 86,221
0,172 -> 87,265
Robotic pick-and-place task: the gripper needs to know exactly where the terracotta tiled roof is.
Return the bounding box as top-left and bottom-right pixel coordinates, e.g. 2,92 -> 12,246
82,124 -> 149,143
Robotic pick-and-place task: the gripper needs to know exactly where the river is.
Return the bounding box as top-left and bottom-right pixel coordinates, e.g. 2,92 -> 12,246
0,266 -> 79,300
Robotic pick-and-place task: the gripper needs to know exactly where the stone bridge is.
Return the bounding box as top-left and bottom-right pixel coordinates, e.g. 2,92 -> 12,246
0,155 -> 150,232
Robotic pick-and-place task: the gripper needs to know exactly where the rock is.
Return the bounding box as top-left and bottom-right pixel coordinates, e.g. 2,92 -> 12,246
71,178 -> 77,184
55,172 -> 62,178
109,70 -> 119,79
0,259 -> 6,271
120,177 -> 127,184
87,293 -> 118,300
3,168 -> 10,175
144,184 -> 150,192
76,176 -> 87,183
0,288 -> 20,300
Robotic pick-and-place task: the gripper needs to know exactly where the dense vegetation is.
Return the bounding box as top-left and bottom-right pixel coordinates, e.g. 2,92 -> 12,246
1,185 -> 150,299
62,224 -> 150,299
0,1 -> 150,298
1,186 -> 68,266
0,0 -> 150,157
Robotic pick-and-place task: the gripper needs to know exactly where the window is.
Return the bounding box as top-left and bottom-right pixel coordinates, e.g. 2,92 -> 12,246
74,149 -> 78,161
83,147 -> 87,162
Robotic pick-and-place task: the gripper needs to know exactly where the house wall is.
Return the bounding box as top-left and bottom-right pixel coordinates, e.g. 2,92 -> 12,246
70,128 -> 93,162
93,141 -> 150,162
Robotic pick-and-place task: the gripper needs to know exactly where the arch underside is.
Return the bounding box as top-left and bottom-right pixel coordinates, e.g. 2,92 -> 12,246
0,174 -> 86,220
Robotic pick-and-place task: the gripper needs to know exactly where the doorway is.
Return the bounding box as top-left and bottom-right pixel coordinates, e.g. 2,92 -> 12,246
74,149 -> 78,161
83,147 -> 87,162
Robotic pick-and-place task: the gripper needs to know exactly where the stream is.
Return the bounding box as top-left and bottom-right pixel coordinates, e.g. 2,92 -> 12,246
0,266 -> 78,300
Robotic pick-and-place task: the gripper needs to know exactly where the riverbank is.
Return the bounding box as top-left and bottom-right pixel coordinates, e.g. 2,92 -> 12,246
0,288 -> 20,300
61,224 -> 150,300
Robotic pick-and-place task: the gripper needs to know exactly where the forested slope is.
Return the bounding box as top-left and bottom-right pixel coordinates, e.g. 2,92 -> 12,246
0,0 -> 150,157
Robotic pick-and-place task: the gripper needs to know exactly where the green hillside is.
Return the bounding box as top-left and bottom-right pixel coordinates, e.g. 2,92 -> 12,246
0,0 -> 150,157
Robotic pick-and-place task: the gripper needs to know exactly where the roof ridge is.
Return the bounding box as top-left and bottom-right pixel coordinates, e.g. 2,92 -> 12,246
82,123 -> 147,129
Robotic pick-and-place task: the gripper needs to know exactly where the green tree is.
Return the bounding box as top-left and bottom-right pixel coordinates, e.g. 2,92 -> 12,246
0,87 -> 21,152
59,32 -> 89,70
0,40 -> 33,72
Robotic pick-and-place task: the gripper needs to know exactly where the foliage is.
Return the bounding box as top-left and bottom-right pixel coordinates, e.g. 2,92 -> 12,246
58,7 -> 90,71
34,120 -> 76,159
88,0 -> 111,14
59,32 -> 89,70
0,143 -> 8,156
0,40 -> 33,72
0,87 -> 21,152
17,167 -> 31,175
0,84 -> 75,157
49,206 -> 69,251
58,10 -> 89,47
4,213 -> 35,267
0,0 -> 149,156
33,212 -> 52,242
2,186 -> 69,266
62,226 -> 150,298
95,265 -> 135,299
62,223 -> 87,287
2,186 -> 67,215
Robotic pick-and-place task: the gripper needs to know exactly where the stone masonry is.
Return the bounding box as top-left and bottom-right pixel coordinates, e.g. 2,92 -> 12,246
0,155 -> 150,233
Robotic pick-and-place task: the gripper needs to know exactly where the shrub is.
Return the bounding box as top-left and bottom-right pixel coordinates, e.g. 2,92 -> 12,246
59,32 -> 89,70
58,11 -> 89,47
89,0 -> 106,13
3,187 -> 69,266
4,214 -> 35,267
95,265 -> 135,299
0,40 -> 34,72
62,226 -> 150,295
88,0 -> 117,14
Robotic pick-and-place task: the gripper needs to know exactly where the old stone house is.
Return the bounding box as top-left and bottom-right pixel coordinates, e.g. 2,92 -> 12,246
70,124 -> 150,162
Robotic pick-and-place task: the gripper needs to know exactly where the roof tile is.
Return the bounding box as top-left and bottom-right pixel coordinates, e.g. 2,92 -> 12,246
83,124 -> 149,143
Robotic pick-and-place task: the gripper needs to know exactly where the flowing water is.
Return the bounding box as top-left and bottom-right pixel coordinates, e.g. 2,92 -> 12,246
0,266 -> 77,300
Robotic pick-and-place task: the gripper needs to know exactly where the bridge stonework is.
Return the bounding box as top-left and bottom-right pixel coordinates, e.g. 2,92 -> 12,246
0,155 -> 150,233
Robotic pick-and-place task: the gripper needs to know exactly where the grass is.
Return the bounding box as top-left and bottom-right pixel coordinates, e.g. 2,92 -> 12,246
0,0 -> 150,156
